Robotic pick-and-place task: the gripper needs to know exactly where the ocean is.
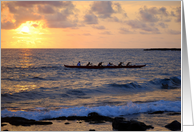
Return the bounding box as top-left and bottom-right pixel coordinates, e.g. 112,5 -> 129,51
1,49 -> 181,130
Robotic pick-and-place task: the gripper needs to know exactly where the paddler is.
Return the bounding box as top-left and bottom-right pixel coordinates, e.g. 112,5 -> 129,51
86,62 -> 91,66
107,62 -> 113,66
118,62 -> 123,66
98,62 -> 103,66
77,61 -> 81,66
126,62 -> 131,66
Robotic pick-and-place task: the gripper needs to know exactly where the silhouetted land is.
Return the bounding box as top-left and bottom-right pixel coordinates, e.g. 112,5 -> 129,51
144,48 -> 181,51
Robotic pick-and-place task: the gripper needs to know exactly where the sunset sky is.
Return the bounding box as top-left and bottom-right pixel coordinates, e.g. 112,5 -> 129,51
1,1 -> 181,48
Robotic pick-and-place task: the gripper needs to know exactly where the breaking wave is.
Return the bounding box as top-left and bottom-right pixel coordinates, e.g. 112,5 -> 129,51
109,82 -> 142,89
150,76 -> 181,89
1,100 -> 181,121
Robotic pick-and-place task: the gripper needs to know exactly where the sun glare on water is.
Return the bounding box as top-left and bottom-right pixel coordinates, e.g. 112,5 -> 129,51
21,26 -> 30,33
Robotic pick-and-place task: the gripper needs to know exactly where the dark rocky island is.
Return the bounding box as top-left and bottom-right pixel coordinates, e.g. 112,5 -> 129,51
144,48 -> 181,51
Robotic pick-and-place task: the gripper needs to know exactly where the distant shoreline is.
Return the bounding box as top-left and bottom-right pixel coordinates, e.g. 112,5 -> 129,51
144,48 -> 181,51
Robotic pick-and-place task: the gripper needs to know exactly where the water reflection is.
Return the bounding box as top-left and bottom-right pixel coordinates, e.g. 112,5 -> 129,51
14,84 -> 37,93
19,49 -> 34,68
5,84 -> 38,95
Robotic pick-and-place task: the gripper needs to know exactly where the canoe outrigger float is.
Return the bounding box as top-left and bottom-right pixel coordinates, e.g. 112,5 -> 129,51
64,64 -> 146,69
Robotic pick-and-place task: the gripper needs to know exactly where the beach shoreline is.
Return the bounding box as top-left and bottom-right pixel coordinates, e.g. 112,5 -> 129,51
1,112 -> 181,131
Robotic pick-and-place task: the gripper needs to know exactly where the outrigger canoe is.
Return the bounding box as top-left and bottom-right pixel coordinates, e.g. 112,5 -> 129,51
64,64 -> 146,69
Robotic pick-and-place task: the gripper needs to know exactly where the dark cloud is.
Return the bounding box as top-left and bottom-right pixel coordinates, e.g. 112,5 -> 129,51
59,2 -> 75,15
113,3 -> 123,13
175,7 -> 181,22
32,24 -> 39,28
1,21 -> 16,29
140,32 -> 150,34
5,1 -> 70,13
45,11 -> 77,28
109,16 -> 121,22
164,19 -> 171,22
126,20 -> 147,29
149,23 -> 155,27
83,33 -> 91,36
158,22 -> 168,28
168,29 -> 181,34
169,7 -> 181,22
14,12 -> 42,26
1,1 -> 78,29
6,2 -> 17,13
84,13 -> 98,24
100,31 -> 112,35
139,6 -> 171,23
38,5 -> 55,14
126,19 -> 160,33
92,25 -> 106,30
42,2 -> 77,28
45,12 -> 68,22
119,28 -> 133,34
139,7 -> 159,22
1,10 -> 42,29
122,6 -> 180,34
46,21 -> 77,28
159,7 -> 168,16
12,1 -> 71,8
90,1 -> 126,19
123,13 -> 128,18
171,11 -> 176,16
146,7 -> 158,14
1,2 -> 6,12
91,1 -> 114,18
139,31 -> 161,34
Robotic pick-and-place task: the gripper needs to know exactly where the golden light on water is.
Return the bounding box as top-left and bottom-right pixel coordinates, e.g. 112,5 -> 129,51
5,84 -> 38,95
19,49 -> 34,68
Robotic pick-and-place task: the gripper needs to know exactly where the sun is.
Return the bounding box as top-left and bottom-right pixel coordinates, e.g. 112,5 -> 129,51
21,26 -> 30,33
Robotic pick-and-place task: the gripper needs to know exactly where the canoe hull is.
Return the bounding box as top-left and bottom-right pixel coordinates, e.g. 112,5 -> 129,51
64,65 -> 146,69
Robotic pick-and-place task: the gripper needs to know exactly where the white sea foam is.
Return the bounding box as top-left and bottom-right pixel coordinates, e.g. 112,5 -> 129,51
1,100 -> 181,121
